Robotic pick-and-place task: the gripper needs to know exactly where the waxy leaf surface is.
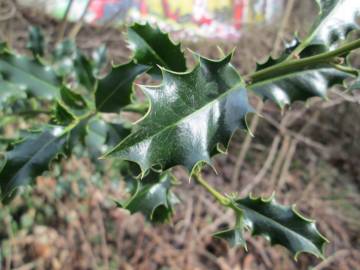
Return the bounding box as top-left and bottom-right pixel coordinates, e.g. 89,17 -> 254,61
116,171 -> 176,223
304,0 -> 360,53
0,127 -> 66,203
105,54 -> 254,174
95,61 -> 149,112
234,195 -> 327,259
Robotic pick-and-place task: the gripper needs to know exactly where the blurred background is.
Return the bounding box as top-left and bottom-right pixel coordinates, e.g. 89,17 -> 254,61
0,0 -> 359,269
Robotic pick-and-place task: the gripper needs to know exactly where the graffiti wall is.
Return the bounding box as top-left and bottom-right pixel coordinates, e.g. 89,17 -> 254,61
20,0 -> 284,41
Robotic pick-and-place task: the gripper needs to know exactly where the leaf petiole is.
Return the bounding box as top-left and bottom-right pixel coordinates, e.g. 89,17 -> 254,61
193,173 -> 230,206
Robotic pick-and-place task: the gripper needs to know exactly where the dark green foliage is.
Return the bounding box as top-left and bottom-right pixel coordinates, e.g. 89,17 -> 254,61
116,171 -> 177,223
95,61 -> 149,112
105,53 -> 254,174
1,0 -> 360,260
0,127 -> 66,203
128,23 -> 187,77
27,26 -> 45,57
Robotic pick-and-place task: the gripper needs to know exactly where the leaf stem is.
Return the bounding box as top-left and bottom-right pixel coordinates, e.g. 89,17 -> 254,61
193,173 -> 230,206
330,63 -> 359,76
247,38 -> 360,84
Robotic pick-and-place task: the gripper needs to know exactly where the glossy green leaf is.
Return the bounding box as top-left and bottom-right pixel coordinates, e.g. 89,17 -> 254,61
105,53 -> 254,175
95,61 -> 149,113
52,102 -> 75,125
116,171 -> 176,223
26,26 -> 45,57
302,0 -> 360,53
233,195 -> 328,259
127,23 -> 186,77
73,51 -> 95,91
59,86 -> 88,115
0,49 -> 61,99
0,126 -> 67,203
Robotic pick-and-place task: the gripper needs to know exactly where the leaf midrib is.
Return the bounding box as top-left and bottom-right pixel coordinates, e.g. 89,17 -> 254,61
4,131 -> 64,193
110,81 -> 245,154
97,69 -> 137,110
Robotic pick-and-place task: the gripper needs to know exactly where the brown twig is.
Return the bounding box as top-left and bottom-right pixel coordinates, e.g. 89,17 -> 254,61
56,0 -> 74,43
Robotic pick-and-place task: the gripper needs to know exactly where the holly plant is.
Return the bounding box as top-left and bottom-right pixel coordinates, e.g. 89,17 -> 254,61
1,0 -> 360,260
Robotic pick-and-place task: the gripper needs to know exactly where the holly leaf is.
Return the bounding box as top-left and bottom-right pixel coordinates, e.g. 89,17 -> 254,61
52,102 -> 75,126
73,51 -> 96,91
213,228 -> 246,248
105,53 -> 254,175
95,61 -> 149,113
232,195 -> 328,259
302,0 -> 360,54
127,23 -> 186,77
0,126 -> 67,203
0,48 -> 61,99
116,171 -> 177,223
26,26 -> 45,57
59,86 -> 88,115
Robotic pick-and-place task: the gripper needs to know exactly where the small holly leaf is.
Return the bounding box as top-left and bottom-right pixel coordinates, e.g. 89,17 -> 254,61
95,61 -> 149,113
0,80 -> 27,110
52,102 -> 75,125
116,171 -> 177,223
104,52 -> 254,175
0,48 -> 61,99
127,23 -> 187,77
59,86 -> 88,116
73,51 -> 96,91
26,26 -> 45,57
232,195 -> 328,259
213,212 -> 247,248
303,0 -> 360,53
213,228 -> 246,248
0,126 -> 67,203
